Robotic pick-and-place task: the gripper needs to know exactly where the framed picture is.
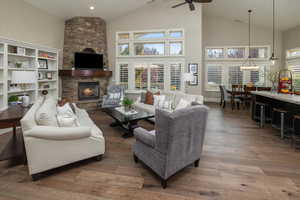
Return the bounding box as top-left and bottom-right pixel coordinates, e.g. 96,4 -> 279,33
188,63 -> 198,74
38,59 -> 48,69
46,72 -> 52,80
189,75 -> 198,86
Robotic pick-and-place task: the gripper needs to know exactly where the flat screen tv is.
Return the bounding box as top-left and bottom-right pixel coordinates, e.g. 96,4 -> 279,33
74,52 -> 103,69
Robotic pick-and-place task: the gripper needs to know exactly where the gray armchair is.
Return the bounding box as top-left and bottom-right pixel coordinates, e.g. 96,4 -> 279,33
133,105 -> 209,188
101,85 -> 124,108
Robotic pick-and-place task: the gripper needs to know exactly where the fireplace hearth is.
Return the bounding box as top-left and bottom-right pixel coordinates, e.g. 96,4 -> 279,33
78,82 -> 100,101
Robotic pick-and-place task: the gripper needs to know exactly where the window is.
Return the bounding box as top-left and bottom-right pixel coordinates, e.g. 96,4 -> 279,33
116,29 -> 185,91
207,65 -> 223,86
118,43 -> 129,56
118,33 -> 130,40
249,47 -> 268,59
229,66 -> 243,85
287,49 -> 300,58
150,64 -> 164,90
134,43 -> 164,56
170,64 -> 182,91
227,48 -> 245,58
135,64 -> 148,90
289,65 -> 300,91
170,42 -> 183,56
170,31 -> 183,38
134,32 -> 165,39
119,64 -> 128,89
206,48 -> 224,59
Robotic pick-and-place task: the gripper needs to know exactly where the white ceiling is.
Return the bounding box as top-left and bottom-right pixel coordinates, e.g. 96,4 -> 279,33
203,0 -> 300,31
23,0 -> 300,31
23,0 -> 153,21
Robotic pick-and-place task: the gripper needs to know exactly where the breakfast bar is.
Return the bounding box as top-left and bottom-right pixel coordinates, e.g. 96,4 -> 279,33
251,91 -> 300,121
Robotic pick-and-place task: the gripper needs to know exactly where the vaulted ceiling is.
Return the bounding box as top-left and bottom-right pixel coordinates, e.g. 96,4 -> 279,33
23,0 -> 300,31
203,0 -> 300,31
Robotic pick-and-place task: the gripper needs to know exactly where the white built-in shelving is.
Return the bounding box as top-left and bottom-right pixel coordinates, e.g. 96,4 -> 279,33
0,37 -> 59,111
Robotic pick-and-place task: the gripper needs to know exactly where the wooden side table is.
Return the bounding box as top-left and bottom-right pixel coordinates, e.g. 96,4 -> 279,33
0,105 -> 29,162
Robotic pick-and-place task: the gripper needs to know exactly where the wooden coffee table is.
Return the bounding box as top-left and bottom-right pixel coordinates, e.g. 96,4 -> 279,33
103,107 -> 154,138
0,105 -> 29,162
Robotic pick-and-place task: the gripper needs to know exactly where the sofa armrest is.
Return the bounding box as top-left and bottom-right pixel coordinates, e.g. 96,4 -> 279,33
24,126 -> 91,141
134,128 -> 156,148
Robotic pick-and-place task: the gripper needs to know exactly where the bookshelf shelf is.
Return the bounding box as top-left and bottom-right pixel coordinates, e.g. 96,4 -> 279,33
0,38 -> 59,111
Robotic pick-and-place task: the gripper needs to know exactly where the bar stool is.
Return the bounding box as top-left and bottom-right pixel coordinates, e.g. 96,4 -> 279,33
291,115 -> 300,151
254,102 -> 271,128
271,108 -> 291,139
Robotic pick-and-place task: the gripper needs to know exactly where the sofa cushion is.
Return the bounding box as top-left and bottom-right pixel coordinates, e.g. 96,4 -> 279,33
145,91 -> 160,105
35,98 -> 58,127
175,99 -> 191,110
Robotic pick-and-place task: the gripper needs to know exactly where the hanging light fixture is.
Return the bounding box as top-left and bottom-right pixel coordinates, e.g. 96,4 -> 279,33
241,10 -> 259,71
270,0 -> 279,65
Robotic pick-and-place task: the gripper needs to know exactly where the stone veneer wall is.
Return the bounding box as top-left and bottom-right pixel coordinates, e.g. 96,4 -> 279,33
61,17 -> 110,110
63,17 -> 108,68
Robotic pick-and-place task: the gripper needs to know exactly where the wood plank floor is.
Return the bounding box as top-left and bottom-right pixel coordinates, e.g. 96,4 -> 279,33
1,103 -> 300,200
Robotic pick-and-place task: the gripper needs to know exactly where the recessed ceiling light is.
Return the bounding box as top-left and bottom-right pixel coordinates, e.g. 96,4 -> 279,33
89,6 -> 95,10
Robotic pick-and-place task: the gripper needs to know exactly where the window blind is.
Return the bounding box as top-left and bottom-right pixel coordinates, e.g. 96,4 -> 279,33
150,64 -> 164,90
207,65 -> 222,85
170,64 -> 182,91
119,64 -> 128,89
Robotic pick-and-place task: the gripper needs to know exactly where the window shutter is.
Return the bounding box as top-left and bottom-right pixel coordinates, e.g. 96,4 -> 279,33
170,64 -> 182,91
207,66 -> 223,85
119,64 -> 128,89
229,66 -> 243,85
291,65 -> 300,91
150,64 -> 164,90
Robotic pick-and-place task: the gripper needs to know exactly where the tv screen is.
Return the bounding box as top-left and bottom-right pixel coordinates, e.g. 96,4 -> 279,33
74,52 -> 103,69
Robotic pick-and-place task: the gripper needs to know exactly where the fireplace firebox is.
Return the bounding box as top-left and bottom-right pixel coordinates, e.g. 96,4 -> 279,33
78,82 -> 100,101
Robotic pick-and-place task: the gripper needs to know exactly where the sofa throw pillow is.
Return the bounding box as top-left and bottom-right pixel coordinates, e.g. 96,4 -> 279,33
36,98 -> 59,127
57,115 -> 78,127
57,102 -> 75,117
175,99 -> 191,110
141,92 -> 147,103
145,91 -> 160,105
154,95 -> 166,108
58,98 -> 76,114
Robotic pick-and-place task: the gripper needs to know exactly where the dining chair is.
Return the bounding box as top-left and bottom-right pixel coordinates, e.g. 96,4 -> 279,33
220,85 -> 240,110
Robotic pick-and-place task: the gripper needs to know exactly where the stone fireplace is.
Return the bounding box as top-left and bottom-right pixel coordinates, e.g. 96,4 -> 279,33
78,82 -> 100,101
60,16 -> 112,110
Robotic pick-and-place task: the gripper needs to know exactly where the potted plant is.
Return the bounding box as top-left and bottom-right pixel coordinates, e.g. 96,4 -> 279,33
122,97 -> 134,112
8,95 -> 19,106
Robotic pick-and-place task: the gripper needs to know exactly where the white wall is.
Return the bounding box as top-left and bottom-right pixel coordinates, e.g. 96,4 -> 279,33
107,0 -> 202,94
202,15 -> 283,100
0,0 -> 64,49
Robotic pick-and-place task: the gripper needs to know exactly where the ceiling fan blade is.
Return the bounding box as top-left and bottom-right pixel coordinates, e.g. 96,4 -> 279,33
192,0 -> 213,3
172,2 -> 188,8
189,3 -> 195,11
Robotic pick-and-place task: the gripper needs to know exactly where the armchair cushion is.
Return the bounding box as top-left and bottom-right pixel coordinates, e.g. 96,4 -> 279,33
134,128 -> 156,148
25,126 -> 91,140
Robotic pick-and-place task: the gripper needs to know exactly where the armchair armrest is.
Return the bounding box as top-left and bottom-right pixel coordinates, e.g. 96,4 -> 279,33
25,126 -> 91,141
134,128 -> 156,148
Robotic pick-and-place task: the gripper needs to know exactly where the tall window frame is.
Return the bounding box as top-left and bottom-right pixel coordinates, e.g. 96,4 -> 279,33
116,29 -> 186,92
205,45 -> 271,92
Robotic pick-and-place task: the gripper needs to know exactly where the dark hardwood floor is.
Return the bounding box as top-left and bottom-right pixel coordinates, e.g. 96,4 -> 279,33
0,103 -> 300,200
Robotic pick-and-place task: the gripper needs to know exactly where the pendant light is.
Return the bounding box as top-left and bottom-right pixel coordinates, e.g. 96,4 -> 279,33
241,10 -> 259,71
270,0 -> 279,65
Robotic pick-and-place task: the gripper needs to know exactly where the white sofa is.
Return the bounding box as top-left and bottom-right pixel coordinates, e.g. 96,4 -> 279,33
20,98 -> 105,180
134,91 -> 204,115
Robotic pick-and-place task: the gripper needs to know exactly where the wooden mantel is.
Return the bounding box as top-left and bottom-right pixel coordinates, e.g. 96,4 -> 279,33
59,69 -> 112,78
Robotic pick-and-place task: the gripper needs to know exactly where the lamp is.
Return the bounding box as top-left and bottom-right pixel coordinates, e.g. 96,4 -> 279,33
241,10 -> 260,72
183,73 -> 194,92
11,71 -> 36,107
269,0 -> 279,65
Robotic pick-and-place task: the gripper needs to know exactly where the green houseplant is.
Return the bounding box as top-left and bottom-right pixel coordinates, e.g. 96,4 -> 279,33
122,97 -> 134,112
8,95 -> 19,105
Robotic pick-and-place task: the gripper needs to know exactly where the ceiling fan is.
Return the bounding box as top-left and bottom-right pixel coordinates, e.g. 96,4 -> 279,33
172,0 -> 213,11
